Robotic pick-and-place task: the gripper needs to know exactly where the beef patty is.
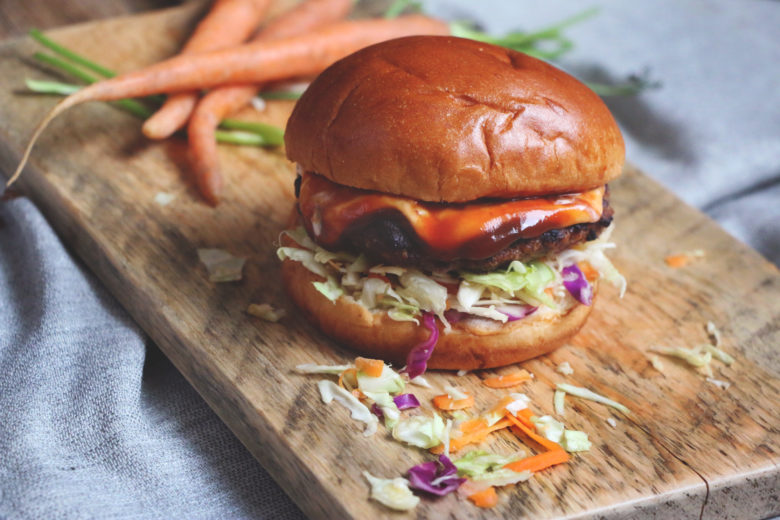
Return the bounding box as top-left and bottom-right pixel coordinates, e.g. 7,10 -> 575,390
330,190 -> 614,273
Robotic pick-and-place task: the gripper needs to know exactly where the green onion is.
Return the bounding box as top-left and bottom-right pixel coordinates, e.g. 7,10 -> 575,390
219,119 -> 284,146
29,28 -> 116,78
25,78 -> 80,96
27,29 -> 284,146
257,90 -> 303,101
383,0 -> 422,19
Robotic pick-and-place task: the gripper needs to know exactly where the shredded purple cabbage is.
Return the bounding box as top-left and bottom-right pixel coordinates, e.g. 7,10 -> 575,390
393,393 -> 420,410
401,312 -> 438,380
562,264 -> 593,306
407,455 -> 465,496
370,403 -> 383,419
496,304 -> 537,321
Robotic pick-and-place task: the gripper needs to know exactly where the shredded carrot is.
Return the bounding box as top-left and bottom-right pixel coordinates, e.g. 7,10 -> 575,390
505,413 -> 563,452
482,370 -> 532,388
487,395 -> 515,416
433,393 -> 474,411
448,418 -> 512,452
355,357 -> 383,378
458,418 -> 488,434
504,448 -> 569,474
578,261 -> 599,282
429,443 -> 444,455
515,408 -> 535,429
338,368 -> 357,390
665,250 -> 705,268
468,486 -> 498,508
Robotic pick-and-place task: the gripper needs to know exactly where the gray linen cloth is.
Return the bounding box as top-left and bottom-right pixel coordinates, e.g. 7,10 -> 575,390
1,1 -> 778,518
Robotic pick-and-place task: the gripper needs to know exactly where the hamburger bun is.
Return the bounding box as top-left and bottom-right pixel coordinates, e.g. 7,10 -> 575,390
285,35 -> 624,202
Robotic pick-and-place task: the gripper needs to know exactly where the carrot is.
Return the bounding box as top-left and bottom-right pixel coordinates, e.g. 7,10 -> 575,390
578,261 -> 599,282
448,418 -> 512,452
338,367 -> 358,390
458,418 -> 488,434
142,0 -> 272,139
9,15 -> 449,188
355,357 -> 384,377
187,0 -> 354,203
504,448 -> 569,474
482,370 -> 532,388
468,487 -> 498,508
664,250 -> 705,268
505,413 -> 563,452
515,408 -> 535,429
433,393 -> 474,411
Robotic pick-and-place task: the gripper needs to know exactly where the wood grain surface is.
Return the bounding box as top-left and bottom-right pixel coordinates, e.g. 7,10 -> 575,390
0,3 -> 778,518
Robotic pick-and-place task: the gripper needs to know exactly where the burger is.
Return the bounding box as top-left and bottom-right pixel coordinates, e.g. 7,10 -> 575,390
277,36 -> 625,371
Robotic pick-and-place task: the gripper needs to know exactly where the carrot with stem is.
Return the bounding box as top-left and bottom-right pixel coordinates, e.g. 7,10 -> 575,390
142,0 -> 272,139
8,15 -> 450,188
187,0 -> 354,203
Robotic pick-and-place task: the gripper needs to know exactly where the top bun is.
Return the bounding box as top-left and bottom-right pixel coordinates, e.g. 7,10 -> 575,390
285,36 -> 625,202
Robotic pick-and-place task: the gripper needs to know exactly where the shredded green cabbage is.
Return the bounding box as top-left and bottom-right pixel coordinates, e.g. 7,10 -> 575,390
454,450 -> 524,478
554,390 -> 567,416
556,383 -> 631,415
295,363 -> 353,374
531,415 -> 565,443
560,430 -> 592,452
363,391 -> 401,428
278,226 -> 625,325
357,364 -> 405,394
317,380 -> 378,436
363,471 -> 419,511
392,414 -> 445,449
312,276 -> 343,302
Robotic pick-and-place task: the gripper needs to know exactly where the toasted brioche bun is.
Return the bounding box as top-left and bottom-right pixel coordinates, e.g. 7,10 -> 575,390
281,256 -> 594,370
285,36 -> 624,202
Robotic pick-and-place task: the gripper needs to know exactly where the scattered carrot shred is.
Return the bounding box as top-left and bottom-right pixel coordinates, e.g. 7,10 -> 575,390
338,367 -> 357,390
448,418 -> 512,452
482,370 -> 532,388
429,443 -> 444,455
665,250 -> 705,268
578,261 -> 599,282
515,408 -> 535,429
459,418 -> 489,434
665,255 -> 691,268
504,448 -> 569,474
468,486 -> 498,508
355,357 -> 383,377
433,393 -> 474,411
486,395 -> 516,416
505,413 -> 563,452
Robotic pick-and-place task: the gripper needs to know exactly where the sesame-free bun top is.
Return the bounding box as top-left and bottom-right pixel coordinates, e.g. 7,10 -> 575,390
285,36 -> 625,202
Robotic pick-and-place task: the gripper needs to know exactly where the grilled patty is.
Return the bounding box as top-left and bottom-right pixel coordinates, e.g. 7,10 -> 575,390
333,191 -> 614,273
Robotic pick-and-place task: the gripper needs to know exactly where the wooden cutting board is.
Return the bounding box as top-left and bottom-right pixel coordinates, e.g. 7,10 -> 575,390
1,3 -> 778,518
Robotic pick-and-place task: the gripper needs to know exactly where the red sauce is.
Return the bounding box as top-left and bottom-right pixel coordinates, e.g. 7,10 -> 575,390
298,173 -> 605,260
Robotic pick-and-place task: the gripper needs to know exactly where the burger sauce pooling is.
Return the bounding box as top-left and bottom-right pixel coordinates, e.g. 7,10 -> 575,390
298,172 -> 605,261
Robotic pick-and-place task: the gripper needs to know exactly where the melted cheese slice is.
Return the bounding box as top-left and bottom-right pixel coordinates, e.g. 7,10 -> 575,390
298,173 -> 605,260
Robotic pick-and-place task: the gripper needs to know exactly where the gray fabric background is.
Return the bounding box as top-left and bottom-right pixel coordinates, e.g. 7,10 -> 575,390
1,1 -> 778,518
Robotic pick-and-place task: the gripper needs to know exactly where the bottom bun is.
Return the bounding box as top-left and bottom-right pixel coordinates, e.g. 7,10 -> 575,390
281,257 -> 595,370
